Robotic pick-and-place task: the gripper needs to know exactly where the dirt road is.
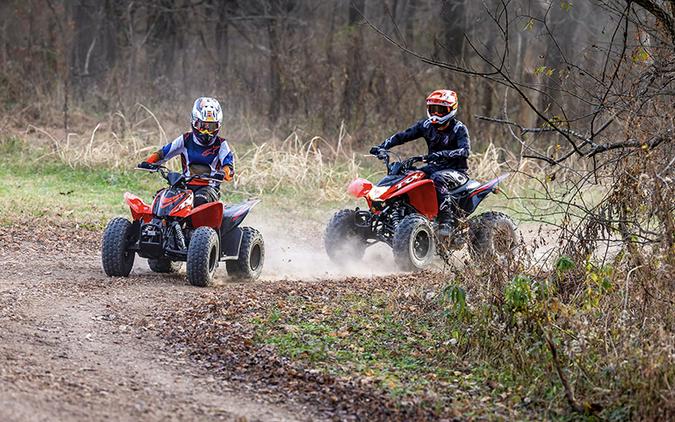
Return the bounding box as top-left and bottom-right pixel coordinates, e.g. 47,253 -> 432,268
0,216 -> 561,421
0,223 -> 314,422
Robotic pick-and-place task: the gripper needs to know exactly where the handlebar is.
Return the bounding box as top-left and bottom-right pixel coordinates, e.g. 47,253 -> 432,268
135,164 -> 169,178
371,149 -> 428,173
375,149 -> 400,162
372,149 -> 426,164
135,165 -> 224,185
184,173 -> 224,184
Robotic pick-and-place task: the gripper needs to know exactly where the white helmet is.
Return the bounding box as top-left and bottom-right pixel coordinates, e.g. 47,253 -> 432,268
426,89 -> 458,127
191,97 -> 223,144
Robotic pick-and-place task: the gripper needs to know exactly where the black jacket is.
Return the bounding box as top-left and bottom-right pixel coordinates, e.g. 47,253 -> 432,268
379,118 -> 470,171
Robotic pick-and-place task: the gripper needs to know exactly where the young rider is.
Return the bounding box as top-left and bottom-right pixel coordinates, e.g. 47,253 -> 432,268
138,97 -> 234,206
370,89 -> 470,235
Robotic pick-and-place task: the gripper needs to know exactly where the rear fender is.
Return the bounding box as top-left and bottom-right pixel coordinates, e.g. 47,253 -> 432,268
385,179 -> 438,219
124,192 -> 152,223
188,202 -> 224,229
461,174 -> 509,214
221,199 -> 260,233
467,174 -> 509,200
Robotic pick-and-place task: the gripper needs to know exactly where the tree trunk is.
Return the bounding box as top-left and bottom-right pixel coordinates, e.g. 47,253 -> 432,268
440,0 -> 466,61
268,19 -> 282,124
340,0 -> 365,126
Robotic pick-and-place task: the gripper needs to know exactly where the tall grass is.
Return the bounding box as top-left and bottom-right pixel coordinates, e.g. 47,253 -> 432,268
13,109 -> 543,204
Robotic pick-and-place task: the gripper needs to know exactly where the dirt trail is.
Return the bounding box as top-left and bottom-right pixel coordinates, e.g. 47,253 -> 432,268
0,224 -> 314,422
0,216 -> 559,421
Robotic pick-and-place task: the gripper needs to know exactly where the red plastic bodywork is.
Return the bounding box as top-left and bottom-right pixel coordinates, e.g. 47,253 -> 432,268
167,192 -> 193,218
378,171 -> 438,219
188,202 -> 224,229
347,171 -> 508,221
383,179 -> 439,219
347,170 -> 439,220
379,171 -> 426,200
347,178 -> 373,198
124,192 -> 153,223
125,189 -> 223,229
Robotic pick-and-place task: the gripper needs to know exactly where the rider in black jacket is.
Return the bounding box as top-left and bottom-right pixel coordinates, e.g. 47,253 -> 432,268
371,89 -> 470,235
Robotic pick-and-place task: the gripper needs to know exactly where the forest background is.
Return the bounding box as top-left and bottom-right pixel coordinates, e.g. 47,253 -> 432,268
0,0 -> 617,146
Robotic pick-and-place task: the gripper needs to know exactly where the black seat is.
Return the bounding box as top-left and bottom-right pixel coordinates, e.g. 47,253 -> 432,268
448,179 -> 481,196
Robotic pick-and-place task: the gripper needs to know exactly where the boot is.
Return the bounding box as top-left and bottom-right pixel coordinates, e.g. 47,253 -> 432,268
437,211 -> 454,237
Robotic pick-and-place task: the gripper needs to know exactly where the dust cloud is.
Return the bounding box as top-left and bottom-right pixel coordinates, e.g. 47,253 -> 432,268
248,213 -> 400,281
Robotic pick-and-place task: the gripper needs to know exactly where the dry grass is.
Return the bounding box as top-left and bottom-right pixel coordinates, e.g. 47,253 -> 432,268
11,108 -> 545,204
234,131 -> 360,200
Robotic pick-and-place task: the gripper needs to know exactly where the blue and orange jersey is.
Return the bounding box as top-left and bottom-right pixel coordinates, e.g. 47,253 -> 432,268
146,132 -> 234,184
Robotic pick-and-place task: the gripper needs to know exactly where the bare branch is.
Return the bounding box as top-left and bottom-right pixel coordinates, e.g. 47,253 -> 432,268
632,0 -> 675,44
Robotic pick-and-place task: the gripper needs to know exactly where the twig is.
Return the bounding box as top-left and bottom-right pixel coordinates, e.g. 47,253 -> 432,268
541,326 -> 586,414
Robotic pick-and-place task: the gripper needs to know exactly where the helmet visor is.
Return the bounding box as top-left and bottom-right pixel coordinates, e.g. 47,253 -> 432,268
194,120 -> 220,135
427,104 -> 450,117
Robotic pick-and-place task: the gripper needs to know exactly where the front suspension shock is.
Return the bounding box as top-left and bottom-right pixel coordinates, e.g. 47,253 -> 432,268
172,221 -> 186,250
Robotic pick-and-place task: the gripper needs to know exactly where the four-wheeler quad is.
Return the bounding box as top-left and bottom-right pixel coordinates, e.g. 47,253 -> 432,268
101,166 -> 264,286
324,150 -> 518,271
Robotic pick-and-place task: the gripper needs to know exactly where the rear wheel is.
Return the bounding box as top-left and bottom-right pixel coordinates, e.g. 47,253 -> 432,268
226,227 -> 264,280
101,217 -> 136,277
392,214 -> 435,271
186,227 -> 219,287
148,258 -> 182,273
467,212 -> 519,264
324,209 -> 367,264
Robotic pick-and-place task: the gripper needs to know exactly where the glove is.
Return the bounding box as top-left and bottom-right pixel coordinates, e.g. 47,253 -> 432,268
223,165 -> 234,181
426,152 -> 446,162
369,146 -> 383,156
137,161 -> 158,170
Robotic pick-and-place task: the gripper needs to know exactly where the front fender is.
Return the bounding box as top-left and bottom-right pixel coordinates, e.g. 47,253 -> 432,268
124,192 -> 152,223
188,202 -> 224,229
347,178 -> 373,198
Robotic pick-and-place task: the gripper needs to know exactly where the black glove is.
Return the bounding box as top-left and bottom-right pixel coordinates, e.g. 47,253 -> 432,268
369,146 -> 383,156
426,152 -> 445,162
137,161 -> 158,170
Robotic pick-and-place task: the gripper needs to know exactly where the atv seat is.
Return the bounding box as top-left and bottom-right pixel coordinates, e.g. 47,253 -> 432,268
448,180 -> 481,196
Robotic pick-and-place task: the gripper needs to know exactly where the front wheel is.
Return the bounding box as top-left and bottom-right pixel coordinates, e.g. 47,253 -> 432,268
324,210 -> 367,264
467,212 -> 519,264
226,227 -> 264,280
101,217 -> 136,277
392,214 -> 436,271
186,227 -> 219,287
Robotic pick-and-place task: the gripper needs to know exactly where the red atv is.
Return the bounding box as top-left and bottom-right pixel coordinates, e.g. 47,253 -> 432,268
101,166 -> 264,286
324,151 -> 517,271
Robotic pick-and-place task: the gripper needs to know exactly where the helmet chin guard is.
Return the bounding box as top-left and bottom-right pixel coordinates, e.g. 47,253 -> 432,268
427,109 -> 456,126
193,129 -> 215,145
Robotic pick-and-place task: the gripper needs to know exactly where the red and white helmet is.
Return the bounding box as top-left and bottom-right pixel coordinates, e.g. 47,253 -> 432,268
191,97 -> 223,144
426,90 -> 458,126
